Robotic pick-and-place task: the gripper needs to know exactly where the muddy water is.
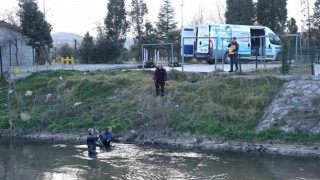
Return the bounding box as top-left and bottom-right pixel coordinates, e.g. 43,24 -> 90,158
0,138 -> 319,180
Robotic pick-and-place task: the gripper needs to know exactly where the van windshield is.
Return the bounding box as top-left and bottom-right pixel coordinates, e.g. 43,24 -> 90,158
269,34 -> 281,45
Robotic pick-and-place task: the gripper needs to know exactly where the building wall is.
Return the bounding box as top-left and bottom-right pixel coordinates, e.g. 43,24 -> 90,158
0,26 -> 33,72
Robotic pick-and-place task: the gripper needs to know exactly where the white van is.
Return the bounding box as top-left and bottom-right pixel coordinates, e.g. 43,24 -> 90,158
181,27 -> 196,57
182,24 -> 282,64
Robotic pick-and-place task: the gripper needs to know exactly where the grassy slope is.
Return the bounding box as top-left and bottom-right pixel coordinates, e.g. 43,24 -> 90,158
0,79 -> 9,129
0,70 -> 319,143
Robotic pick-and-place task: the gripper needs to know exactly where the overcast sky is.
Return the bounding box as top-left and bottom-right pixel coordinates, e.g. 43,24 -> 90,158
0,0 -> 316,37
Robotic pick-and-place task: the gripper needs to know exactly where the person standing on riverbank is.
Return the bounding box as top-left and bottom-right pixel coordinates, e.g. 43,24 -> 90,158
228,37 -> 239,72
153,63 -> 167,96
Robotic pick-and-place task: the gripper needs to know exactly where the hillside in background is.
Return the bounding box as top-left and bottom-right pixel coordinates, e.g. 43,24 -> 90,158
52,32 -> 134,49
52,32 -> 83,48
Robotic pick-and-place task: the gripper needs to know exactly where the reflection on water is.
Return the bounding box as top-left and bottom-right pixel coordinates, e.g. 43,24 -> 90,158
0,138 -> 319,180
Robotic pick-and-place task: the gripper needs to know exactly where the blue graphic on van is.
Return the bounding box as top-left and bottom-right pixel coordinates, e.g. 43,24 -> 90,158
184,45 -> 194,55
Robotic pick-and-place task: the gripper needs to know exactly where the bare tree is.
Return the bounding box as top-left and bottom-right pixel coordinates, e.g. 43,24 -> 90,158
1,27 -> 24,67
8,32 -> 22,66
189,5 -> 205,26
300,0 -> 311,42
1,9 -> 23,66
0,9 -> 20,26
208,0 -> 226,24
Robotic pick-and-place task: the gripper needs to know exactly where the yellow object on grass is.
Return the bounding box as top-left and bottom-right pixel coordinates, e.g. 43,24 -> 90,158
60,57 -> 75,65
12,67 -> 23,74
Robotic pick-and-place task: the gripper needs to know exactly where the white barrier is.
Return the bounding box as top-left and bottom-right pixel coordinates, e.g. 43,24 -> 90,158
315,64 -> 320,77
7,64 -> 139,80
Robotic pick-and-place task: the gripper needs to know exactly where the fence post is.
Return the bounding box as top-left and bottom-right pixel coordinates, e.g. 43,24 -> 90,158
215,37 -> 218,70
9,42 -> 12,67
31,39 -> 35,65
256,55 -> 258,69
74,39 -> 77,64
311,46 -> 314,76
312,61 -> 314,75
182,38 -> 185,71
295,34 -> 298,64
299,35 -> 302,64
141,45 -> 144,70
171,43 -> 174,71
318,50 -> 320,64
282,51 -> 285,75
222,37 -> 224,71
239,54 -> 242,74
259,36 -> 263,63
0,45 -> 3,79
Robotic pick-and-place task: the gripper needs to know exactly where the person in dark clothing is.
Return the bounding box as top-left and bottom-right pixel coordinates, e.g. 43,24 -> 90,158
153,63 -> 167,96
227,37 -> 239,72
100,127 -> 119,148
87,128 -> 100,155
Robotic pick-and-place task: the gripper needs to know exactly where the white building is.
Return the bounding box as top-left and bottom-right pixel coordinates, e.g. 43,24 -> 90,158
0,21 -> 33,71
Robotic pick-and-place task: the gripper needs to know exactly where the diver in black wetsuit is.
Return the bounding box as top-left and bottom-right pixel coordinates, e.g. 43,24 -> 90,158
100,127 -> 119,148
87,128 -> 101,155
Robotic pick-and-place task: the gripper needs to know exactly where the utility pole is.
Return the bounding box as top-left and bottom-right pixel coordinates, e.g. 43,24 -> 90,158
180,0 -> 184,67
43,0 -> 46,18
181,0 -> 184,28
307,0 -> 311,45
271,0 -> 274,31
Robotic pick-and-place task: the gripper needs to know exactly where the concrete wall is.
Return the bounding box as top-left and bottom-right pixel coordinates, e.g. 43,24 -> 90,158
0,26 -> 33,72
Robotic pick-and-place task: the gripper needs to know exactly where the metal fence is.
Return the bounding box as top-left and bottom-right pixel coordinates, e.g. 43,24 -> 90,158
181,34 -> 320,76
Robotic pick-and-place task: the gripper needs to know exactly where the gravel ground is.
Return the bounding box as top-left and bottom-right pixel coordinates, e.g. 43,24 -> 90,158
7,63 -> 284,80
163,63 -> 282,73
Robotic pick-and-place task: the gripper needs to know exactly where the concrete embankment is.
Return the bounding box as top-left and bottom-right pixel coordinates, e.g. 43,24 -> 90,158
257,76 -> 320,133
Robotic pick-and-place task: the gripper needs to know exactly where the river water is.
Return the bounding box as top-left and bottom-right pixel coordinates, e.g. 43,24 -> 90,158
0,138 -> 319,180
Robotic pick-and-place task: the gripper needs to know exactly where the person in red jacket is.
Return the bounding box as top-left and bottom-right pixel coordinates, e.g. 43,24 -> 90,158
153,63 -> 167,96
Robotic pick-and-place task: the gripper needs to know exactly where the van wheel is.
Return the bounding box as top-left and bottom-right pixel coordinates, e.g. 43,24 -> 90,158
207,59 -> 214,64
223,53 -> 230,64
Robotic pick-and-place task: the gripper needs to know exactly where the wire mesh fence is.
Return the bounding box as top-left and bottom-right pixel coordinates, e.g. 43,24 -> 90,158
1,34 -> 320,78
180,34 -> 320,76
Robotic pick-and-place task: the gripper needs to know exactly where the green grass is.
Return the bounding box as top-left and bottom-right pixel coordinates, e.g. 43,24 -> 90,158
0,69 -> 319,144
0,79 -> 9,129
245,64 -> 312,76
257,129 -> 320,145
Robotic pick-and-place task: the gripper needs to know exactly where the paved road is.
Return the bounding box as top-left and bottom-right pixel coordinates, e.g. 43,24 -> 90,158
19,64 -> 138,72
8,64 -> 138,80
163,63 -> 282,73
7,63 -> 284,80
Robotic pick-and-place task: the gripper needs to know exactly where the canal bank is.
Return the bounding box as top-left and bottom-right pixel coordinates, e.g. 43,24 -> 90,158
1,70 -> 320,158
20,131 -> 320,158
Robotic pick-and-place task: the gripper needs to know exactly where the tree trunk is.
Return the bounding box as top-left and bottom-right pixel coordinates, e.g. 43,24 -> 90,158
14,40 -> 19,66
42,46 -> 49,65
